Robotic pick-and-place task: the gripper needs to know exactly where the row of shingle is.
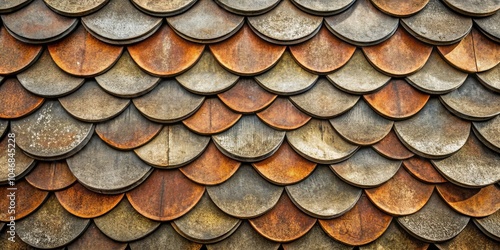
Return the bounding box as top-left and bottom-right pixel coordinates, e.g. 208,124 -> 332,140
0,0 -> 498,46
1,175 -> 498,248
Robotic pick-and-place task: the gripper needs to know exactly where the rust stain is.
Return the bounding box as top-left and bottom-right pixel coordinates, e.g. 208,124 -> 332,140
25,161 -> 76,191
403,156 -> 447,183
0,179 -> 48,221
0,78 -> 44,119
257,97 -> 311,130
218,78 -> 277,113
0,26 -> 42,75
371,0 -> 429,17
183,98 -> 242,135
68,223 -> 127,250
437,182 -> 500,217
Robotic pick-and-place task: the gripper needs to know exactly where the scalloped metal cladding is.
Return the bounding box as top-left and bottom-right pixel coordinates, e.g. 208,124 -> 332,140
0,0 -> 499,249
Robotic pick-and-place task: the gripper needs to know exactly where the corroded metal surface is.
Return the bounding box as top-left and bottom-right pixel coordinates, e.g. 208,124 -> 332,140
372,130 -> 415,160
207,165 -> 283,218
477,64 -> 500,92
129,223 -> 202,250
0,179 -> 48,221
289,26 -> 356,74
55,182 -> 123,218
257,97 -> 311,130
25,161 -> 76,191
44,0 -> 108,16
360,222 -> 429,250
183,98 -> 242,135
127,169 -> 205,221
180,142 -> 240,186
249,193 -> 316,242
364,79 -> 430,120
0,78 -> 44,119
252,141 -> 316,185
48,25 -> 123,77
437,182 -> 500,217
473,115 -> 500,152
291,0 -> 354,15
475,210 -> 500,241
218,78 -> 277,113
131,0 -> 196,16
365,167 -> 434,215
67,223 -> 127,250
286,166 -> 362,219
403,156 -> 447,184
319,195 -> 392,246
0,26 -> 41,75
207,221 -> 279,250
370,0 -> 429,17
0,134 -> 35,184
443,0 -> 499,16
134,124 -> 210,167
215,0 -> 279,15
128,25 -> 204,77
283,224 -> 353,250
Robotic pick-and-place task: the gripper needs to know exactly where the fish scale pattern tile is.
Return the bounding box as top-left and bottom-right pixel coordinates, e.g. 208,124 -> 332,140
0,0 -> 499,249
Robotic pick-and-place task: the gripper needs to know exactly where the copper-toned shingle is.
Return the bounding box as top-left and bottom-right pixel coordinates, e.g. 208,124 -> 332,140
257,97 -> 311,130
1,0 -> 77,43
437,182 -> 500,217
401,0 -> 472,45
67,223 -> 127,250
330,100 -> 393,145
0,26 -> 41,75
286,119 -> 358,164
359,222 -> 429,250
289,26 -> 356,74
331,147 -> 401,188
183,98 -> 242,135
17,50 -> 84,97
25,161 -> 76,191
93,198 -> 160,242
283,224 -> 352,250
438,29 -> 500,73
247,0 -> 322,45
44,0 -> 108,16
473,115 -> 500,153
59,81 -> 129,122
215,0 -> 279,15
364,79 -> 430,120
443,0 -> 499,17
474,12 -> 500,42
127,169 -> 205,221
0,133 -> 35,184
365,167 -> 434,215
291,0 -> 355,15
0,78 -> 43,119
477,64 -> 500,92
218,78 -> 277,113
403,156 -> 447,184
437,222 -> 500,250
128,25 -> 204,77
432,133 -> 500,188
213,115 -> 285,161
55,182 -> 123,218
131,0 -> 197,16
172,193 -> 241,244
180,142 -> 240,185
48,25 -> 123,77
67,135 -> 152,193
96,104 -> 162,150
440,76 -> 500,121
370,0 -> 429,17
0,179 -> 48,221
255,51 -> 317,95
252,141 -> 316,185
209,24 -> 285,75
286,165 -> 361,219
362,27 -> 432,77
207,221 -> 279,250
0,0 -> 30,13
372,130 -> 415,160
11,100 -> 94,160
289,78 -> 359,118
129,223 -> 202,250
249,193 -> 316,242
167,0 -> 244,43
207,164 -> 283,218
475,210 -> 500,241
394,98 -> 471,158
17,195 -> 90,248
319,194 -> 392,246
132,80 -> 205,123
176,50 -> 239,95
325,0 -> 398,46
81,0 -> 161,44
327,49 -> 390,94
95,51 -> 160,98
397,192 -> 469,243
134,124 -> 209,167
406,51 -> 467,94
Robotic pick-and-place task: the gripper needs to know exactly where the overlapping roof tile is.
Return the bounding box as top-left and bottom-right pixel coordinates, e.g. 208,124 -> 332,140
1,0 -> 499,249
